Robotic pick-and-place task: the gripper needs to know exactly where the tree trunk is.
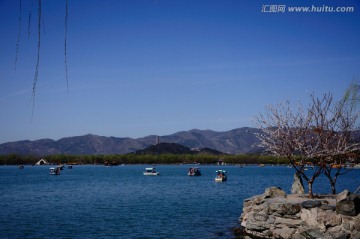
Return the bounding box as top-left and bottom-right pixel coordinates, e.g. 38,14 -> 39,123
324,169 -> 338,194
331,183 -> 336,194
308,181 -> 314,198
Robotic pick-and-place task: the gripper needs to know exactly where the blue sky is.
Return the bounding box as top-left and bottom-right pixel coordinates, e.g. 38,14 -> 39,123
0,0 -> 360,144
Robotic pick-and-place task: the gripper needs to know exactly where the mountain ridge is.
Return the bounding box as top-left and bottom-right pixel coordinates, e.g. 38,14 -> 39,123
132,142 -> 226,155
0,127 -> 262,155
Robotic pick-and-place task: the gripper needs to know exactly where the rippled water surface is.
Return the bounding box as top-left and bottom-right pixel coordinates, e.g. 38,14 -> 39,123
0,165 -> 359,239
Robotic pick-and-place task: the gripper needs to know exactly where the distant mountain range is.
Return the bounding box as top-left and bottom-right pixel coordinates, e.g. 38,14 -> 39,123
0,127 -> 262,155
132,142 -> 226,155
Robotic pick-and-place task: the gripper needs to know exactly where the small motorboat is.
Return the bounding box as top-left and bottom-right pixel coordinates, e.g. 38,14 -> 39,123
143,167 -> 160,176
215,170 -> 227,182
18,165 -> 24,169
49,167 -> 61,175
188,167 -> 201,176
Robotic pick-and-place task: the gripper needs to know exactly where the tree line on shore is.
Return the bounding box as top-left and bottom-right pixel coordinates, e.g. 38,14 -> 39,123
0,153 -> 292,165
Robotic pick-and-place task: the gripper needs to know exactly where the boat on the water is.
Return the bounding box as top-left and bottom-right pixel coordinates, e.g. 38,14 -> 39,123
49,167 -> 61,175
215,170 -> 227,182
143,167 -> 160,176
188,167 -> 201,176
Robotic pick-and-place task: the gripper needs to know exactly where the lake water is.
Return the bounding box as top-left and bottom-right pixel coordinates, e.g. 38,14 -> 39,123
0,165 -> 359,239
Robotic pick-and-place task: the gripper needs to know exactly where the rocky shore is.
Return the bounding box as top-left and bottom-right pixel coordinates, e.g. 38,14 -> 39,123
237,187 -> 360,239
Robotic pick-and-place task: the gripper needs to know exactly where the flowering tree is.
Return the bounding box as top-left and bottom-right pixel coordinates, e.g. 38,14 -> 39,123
254,93 -> 360,198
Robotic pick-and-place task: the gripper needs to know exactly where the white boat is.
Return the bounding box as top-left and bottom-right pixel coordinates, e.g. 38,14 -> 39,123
188,167 -> 201,176
215,170 -> 227,182
143,167 -> 160,176
49,167 -> 61,175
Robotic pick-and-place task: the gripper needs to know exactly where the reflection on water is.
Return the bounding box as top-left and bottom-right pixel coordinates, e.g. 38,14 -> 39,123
0,165 -> 359,239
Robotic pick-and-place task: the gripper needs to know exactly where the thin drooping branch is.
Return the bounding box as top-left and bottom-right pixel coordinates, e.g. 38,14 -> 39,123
27,0 -> 34,39
31,0 -> 41,120
65,0 -> 69,93
15,0 -> 22,72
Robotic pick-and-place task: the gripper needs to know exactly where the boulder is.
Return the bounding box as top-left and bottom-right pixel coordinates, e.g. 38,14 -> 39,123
301,200 -> 322,209
240,188 -> 360,239
264,187 -> 286,198
292,233 -> 307,239
337,189 -> 351,203
354,216 -> 360,231
299,227 -> 325,239
272,227 -> 295,239
252,212 -> 269,222
301,208 -> 323,229
243,194 -> 266,207
351,231 -> 360,239
325,231 -> 351,239
274,217 -> 304,227
267,200 -> 301,215
336,195 -> 360,216
291,172 -> 305,194
320,205 -> 336,211
319,210 -> 342,228
245,220 -> 270,232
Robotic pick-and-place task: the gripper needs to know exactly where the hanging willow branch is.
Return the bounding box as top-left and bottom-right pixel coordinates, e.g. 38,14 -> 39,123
31,0 -> 41,120
27,0 -> 34,39
15,0 -> 22,72
14,0 -> 69,119
65,0 -> 69,93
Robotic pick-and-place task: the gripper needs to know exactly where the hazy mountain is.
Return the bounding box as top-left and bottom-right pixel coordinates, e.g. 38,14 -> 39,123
132,142 -> 225,155
0,127 -> 262,155
160,127 -> 262,154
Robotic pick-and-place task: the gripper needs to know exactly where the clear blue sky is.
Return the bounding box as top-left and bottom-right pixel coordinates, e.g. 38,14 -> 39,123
0,0 -> 360,144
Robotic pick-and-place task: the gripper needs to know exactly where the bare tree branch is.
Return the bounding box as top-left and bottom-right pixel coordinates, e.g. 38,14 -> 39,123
254,92 -> 360,197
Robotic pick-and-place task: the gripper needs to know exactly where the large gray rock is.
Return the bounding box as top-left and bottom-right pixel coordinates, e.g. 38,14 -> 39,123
336,194 -> 360,216
241,188 -> 360,239
291,171 -> 305,194
325,231 -> 351,239
252,212 -> 269,221
245,219 -> 270,232
267,200 -> 301,215
264,187 -> 286,198
336,189 -> 351,202
351,231 -> 360,239
300,227 -> 325,239
301,200 -> 322,209
274,217 -> 304,227
354,216 -> 360,231
272,227 -> 296,239
243,194 -> 266,207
